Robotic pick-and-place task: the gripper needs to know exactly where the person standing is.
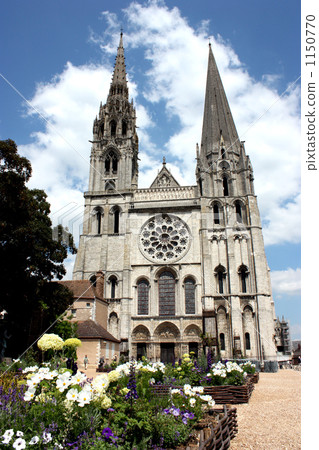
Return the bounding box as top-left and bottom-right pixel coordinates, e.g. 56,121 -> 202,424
84,355 -> 89,370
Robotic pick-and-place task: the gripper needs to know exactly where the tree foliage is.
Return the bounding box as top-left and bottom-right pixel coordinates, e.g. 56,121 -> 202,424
0,139 -> 77,356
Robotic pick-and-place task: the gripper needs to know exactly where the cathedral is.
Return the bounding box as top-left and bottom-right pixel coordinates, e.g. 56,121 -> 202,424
72,34 -> 278,364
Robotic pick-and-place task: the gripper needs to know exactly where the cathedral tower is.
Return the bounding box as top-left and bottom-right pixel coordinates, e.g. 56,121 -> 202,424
73,36 -> 277,363
89,32 -> 138,193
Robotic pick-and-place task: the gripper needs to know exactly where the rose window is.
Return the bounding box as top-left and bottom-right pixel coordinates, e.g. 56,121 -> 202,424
139,214 -> 191,262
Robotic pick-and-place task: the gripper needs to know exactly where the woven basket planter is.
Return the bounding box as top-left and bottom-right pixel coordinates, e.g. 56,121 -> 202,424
177,405 -> 238,450
246,372 -> 259,384
203,381 -> 254,404
152,380 -> 254,404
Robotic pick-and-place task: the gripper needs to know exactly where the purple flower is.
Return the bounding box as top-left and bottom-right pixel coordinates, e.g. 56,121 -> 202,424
102,428 -> 114,439
172,407 -> 180,417
101,427 -> 118,443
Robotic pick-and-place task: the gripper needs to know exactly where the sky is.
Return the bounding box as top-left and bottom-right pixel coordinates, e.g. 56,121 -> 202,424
0,0 -> 301,339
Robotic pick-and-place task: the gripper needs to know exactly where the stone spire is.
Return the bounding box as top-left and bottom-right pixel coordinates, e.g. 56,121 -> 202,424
108,32 -> 129,99
200,43 -> 240,157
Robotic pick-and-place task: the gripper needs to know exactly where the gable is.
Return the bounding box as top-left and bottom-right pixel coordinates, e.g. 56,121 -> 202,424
150,163 -> 180,188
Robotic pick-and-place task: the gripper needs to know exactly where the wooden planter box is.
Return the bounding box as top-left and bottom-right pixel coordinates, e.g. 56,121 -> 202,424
152,380 -> 254,404
246,372 -> 259,384
178,405 -> 238,450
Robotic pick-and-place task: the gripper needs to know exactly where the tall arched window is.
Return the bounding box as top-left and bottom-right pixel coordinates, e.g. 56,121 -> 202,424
215,266 -> 226,294
235,201 -> 242,223
220,333 -> 225,351
184,278 -> 195,314
137,279 -> 149,315
239,265 -> 249,293
222,177 -> 229,196
113,209 -> 119,234
122,120 -> 127,136
110,120 -> 117,137
109,276 -> 117,299
213,204 -> 220,224
245,332 -> 251,350
158,271 -> 175,316
96,210 -> 102,234
105,151 -> 118,175
90,275 -> 97,287
221,148 -> 226,159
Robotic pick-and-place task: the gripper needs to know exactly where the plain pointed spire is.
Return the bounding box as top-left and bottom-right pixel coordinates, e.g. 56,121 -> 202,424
200,43 -> 240,156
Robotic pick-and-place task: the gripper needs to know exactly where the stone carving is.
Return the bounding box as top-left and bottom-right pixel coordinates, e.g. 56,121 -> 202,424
134,186 -> 196,201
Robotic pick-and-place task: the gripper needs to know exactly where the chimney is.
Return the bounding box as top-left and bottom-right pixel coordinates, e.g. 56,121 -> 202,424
95,270 -> 104,299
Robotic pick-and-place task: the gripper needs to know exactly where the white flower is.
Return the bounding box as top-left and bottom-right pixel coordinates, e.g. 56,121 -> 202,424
92,374 -> 109,392
56,373 -> 72,392
66,388 -> 79,402
2,435 -> 12,444
13,358 -> 20,363
71,371 -> 86,385
208,399 -> 215,408
16,431 -> 24,437
13,438 -> 26,449
189,398 -> 196,407
171,388 -> 180,395
42,432 -> 52,444
3,429 -> 14,440
29,436 -> 40,445
77,389 -> 92,407
23,388 -> 36,401
200,394 -> 212,402
22,366 -> 38,374
192,386 -> 204,394
27,374 -> 42,389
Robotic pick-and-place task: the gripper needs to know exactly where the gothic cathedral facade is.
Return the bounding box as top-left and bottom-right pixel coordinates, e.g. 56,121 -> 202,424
73,34 -> 277,363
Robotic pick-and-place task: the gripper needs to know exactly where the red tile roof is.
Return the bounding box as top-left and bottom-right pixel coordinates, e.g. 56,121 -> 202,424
59,280 -> 99,300
77,320 -> 120,343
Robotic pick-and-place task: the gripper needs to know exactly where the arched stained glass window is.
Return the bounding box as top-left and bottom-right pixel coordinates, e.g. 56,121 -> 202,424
137,279 -> 149,315
158,271 -> 175,316
185,278 -> 195,314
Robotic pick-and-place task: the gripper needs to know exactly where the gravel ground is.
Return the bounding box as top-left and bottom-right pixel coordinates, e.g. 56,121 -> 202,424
230,370 -> 301,449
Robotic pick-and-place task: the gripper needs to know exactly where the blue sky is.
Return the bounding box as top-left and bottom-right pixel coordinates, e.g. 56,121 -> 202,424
0,0 -> 301,339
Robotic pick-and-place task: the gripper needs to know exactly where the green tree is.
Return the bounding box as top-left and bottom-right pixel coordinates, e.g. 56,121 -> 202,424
0,139 -> 77,357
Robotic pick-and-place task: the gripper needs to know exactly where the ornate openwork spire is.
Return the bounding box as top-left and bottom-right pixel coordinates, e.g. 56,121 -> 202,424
109,32 -> 128,99
200,44 -> 240,157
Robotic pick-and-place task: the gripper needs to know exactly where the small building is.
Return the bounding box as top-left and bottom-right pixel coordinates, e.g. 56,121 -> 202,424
291,340 -> 301,365
59,272 -> 120,370
275,316 -> 292,355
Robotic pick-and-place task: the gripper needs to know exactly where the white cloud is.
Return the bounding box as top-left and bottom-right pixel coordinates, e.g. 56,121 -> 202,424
270,268 -> 301,297
290,323 -> 301,341
120,0 -> 300,246
18,1 -> 300,268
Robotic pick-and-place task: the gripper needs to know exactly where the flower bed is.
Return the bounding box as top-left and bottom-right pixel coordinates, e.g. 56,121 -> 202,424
0,342 -> 255,448
0,361 -> 218,449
